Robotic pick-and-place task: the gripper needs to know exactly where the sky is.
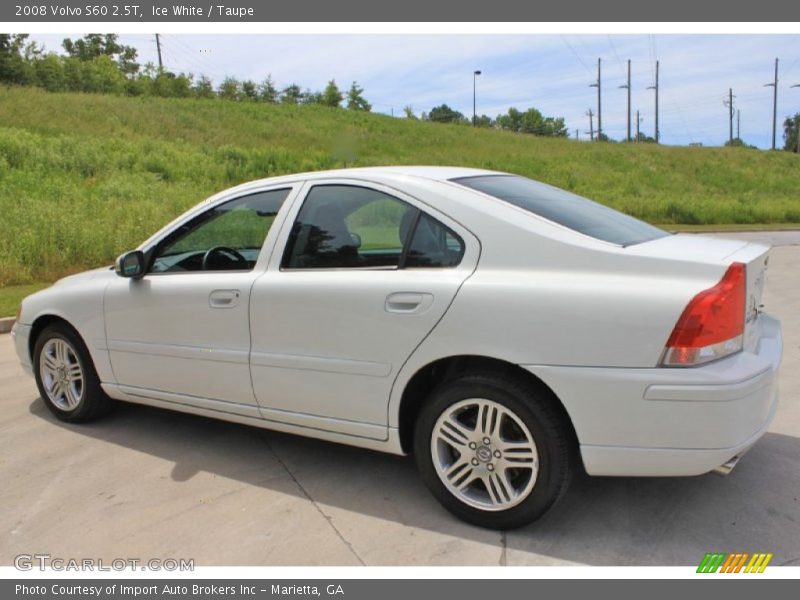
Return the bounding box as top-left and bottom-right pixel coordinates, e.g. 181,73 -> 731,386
30,33 -> 800,149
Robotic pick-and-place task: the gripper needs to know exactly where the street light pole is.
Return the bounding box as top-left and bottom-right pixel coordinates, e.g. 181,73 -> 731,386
473,70 -> 482,127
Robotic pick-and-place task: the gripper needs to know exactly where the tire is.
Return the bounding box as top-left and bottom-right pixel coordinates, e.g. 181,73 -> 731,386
33,323 -> 112,423
413,373 -> 574,530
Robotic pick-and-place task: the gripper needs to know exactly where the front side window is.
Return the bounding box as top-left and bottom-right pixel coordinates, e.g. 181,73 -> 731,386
151,188 -> 290,273
281,185 -> 464,270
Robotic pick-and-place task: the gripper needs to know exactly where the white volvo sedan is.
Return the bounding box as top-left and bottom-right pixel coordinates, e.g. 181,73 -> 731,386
12,167 -> 782,529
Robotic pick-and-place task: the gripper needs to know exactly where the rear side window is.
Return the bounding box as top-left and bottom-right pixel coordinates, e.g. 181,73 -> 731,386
451,175 -> 667,246
281,184 -> 464,269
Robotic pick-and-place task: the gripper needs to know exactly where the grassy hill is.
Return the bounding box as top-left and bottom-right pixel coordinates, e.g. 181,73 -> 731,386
1,86 -> 799,292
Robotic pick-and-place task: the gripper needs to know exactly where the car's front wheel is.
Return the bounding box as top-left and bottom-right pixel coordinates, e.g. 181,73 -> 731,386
33,323 -> 111,422
413,373 -> 574,529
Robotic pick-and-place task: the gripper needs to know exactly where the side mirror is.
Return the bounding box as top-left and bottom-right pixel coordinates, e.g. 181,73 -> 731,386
115,250 -> 146,279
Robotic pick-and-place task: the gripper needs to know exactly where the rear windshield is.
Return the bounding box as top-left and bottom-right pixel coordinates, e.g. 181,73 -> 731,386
451,175 -> 667,246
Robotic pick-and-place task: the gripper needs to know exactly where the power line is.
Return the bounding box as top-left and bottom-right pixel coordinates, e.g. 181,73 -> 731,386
607,35 -> 626,79
559,35 -> 593,76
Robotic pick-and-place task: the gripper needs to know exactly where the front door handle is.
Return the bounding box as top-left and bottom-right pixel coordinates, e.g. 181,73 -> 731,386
385,292 -> 433,314
209,289 -> 241,309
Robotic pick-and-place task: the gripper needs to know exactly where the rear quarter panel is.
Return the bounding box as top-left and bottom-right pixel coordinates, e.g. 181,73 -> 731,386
386,185 -> 741,429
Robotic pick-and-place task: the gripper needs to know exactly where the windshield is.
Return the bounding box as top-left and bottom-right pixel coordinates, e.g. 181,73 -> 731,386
451,175 -> 667,247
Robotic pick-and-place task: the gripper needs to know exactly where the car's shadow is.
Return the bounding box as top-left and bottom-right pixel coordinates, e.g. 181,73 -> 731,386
28,398 -> 800,566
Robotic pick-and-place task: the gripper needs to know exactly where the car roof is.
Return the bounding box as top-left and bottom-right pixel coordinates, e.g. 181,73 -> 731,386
300,165 -> 502,181
226,166 -> 506,191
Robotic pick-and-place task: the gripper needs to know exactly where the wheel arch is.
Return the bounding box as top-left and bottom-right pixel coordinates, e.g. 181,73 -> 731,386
396,355 -> 580,457
28,314 -> 83,363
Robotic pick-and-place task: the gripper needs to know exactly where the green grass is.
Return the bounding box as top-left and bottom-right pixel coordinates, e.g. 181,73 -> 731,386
0,86 -> 798,288
0,283 -> 49,317
663,223 -> 800,232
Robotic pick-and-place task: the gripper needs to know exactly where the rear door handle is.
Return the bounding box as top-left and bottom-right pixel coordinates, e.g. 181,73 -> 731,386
209,289 -> 241,309
385,292 -> 433,314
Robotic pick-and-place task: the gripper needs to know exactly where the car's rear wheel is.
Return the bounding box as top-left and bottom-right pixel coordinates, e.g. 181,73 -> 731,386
33,323 -> 111,422
413,373 -> 574,529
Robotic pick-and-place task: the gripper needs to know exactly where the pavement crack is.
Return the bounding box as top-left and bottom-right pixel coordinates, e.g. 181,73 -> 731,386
258,433 -> 366,566
500,531 -> 507,566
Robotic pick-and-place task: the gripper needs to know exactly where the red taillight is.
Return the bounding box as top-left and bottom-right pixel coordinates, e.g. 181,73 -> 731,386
662,262 -> 746,367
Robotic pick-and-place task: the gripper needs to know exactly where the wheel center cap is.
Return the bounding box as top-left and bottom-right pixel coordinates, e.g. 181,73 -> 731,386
475,446 -> 492,463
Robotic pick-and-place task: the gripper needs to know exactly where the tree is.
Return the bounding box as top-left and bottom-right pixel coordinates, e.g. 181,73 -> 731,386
497,107 -> 567,136
218,76 -> 242,100
80,55 -> 126,94
496,107 -> 522,131
0,34 -> 34,85
193,75 -> 215,99
783,113 -> 800,153
474,115 -> 493,128
346,81 -> 371,111
258,75 -> 278,103
281,83 -> 302,104
301,88 -> 322,105
33,53 -> 65,92
427,104 -> 466,124
62,34 -> 139,77
634,132 -> 656,143
725,137 -> 757,149
152,70 -> 192,98
403,105 -> 417,120
241,79 -> 258,101
320,79 -> 343,107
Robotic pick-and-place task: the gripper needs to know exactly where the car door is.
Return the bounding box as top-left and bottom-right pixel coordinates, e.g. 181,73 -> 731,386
104,186 -> 294,416
249,180 -> 479,438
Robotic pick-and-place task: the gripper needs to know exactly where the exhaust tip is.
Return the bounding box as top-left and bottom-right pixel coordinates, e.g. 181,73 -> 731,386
713,455 -> 742,476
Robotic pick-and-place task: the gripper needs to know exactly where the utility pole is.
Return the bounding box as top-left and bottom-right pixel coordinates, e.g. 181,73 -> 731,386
763,58 -> 779,150
619,59 -> 631,142
589,58 -> 602,140
647,60 -> 659,143
155,34 -> 163,72
586,108 -> 595,141
725,88 -> 735,144
635,110 -> 641,141
737,109 -> 740,140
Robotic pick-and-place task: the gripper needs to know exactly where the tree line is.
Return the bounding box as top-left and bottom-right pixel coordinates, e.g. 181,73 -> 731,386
0,34 -> 372,109
410,103 -> 569,137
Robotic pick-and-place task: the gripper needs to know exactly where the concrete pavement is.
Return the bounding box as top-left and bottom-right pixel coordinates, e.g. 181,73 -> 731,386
1,243 -> 798,566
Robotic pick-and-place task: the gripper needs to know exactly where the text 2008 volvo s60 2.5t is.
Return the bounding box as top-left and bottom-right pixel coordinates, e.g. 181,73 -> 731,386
12,167 -> 782,529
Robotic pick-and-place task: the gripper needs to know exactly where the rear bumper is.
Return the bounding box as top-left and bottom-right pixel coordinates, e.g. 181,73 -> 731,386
524,314 -> 782,477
